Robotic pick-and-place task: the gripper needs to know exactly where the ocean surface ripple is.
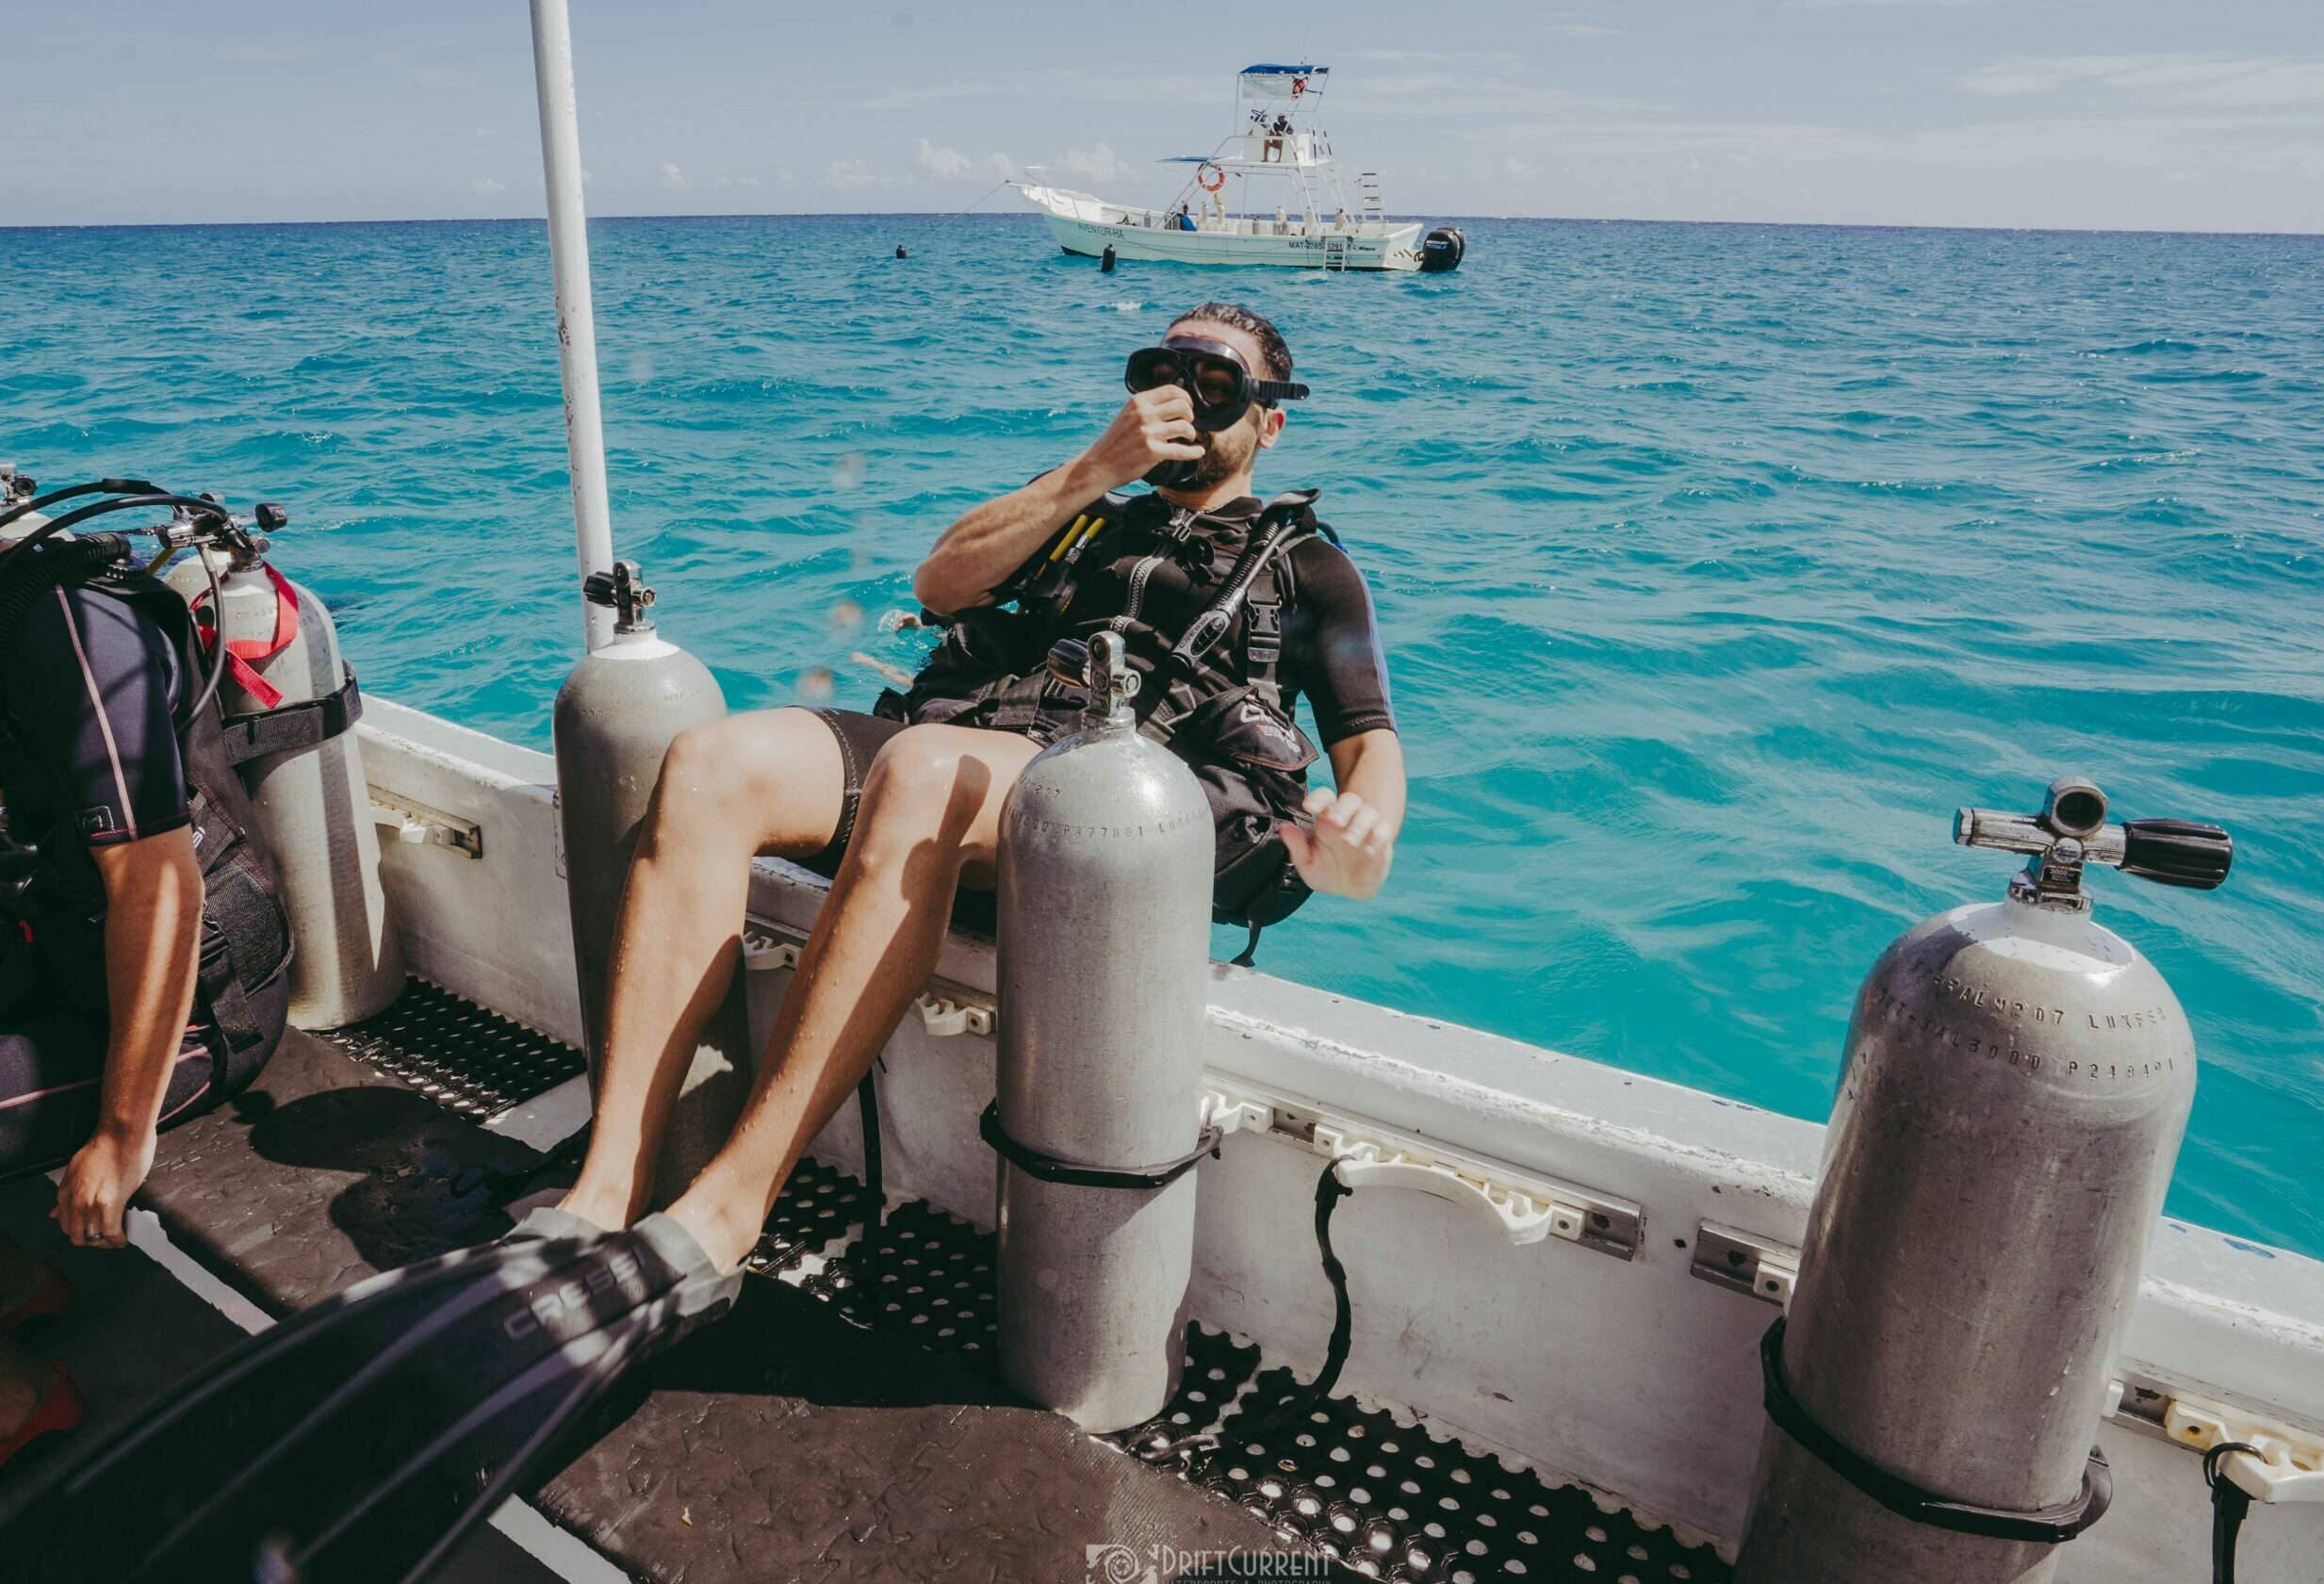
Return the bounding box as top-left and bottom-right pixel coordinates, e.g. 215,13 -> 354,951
5,215 -> 2319,1257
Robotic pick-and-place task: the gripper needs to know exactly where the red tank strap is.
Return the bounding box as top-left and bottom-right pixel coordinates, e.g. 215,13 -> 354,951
190,563 -> 298,710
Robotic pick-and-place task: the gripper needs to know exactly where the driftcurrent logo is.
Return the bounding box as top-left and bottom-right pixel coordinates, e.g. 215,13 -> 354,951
1085,1543 -> 1331,1583
1085,1545 -> 1151,1584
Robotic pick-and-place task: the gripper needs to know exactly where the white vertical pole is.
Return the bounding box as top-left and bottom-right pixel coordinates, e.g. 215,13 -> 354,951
528,0 -> 615,652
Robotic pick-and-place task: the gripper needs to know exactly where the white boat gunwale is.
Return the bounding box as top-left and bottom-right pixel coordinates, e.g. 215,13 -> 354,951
355,694 -> 2324,1580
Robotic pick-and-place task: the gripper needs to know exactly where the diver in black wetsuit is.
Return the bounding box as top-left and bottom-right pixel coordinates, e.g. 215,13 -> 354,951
534,300 -> 1407,1279
0,528 -> 293,1463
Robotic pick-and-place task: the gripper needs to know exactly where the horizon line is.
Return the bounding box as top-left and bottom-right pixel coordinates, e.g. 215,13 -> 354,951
3,211 -> 2320,242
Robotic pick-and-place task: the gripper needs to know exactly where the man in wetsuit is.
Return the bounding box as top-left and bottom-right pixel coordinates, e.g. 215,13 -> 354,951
546,301 -> 1403,1273
0,536 -> 292,1461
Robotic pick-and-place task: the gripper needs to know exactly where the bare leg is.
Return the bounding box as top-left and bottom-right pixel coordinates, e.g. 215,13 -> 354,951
557,709 -> 847,1232
666,724 -> 1041,1271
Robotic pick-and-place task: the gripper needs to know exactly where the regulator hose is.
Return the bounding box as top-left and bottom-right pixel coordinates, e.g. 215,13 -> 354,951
0,493 -> 236,739
0,477 -> 169,532
0,491 -> 226,561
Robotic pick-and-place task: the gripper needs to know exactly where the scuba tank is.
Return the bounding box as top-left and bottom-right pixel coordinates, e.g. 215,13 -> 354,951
1734,776 -> 2233,1584
989,632 -> 1216,1431
551,561 -> 749,1202
163,524 -> 403,1029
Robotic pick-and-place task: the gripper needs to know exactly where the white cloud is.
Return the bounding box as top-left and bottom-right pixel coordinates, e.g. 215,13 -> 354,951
824,158 -> 901,191
988,152 -> 1019,180
1056,143 -> 1122,185
854,70 -> 1212,112
660,161 -> 691,191
212,41 -> 322,63
470,175 -> 506,196
915,138 -> 974,179
1962,53 -> 2324,108
1355,49 -> 1524,67
1547,23 -> 1620,39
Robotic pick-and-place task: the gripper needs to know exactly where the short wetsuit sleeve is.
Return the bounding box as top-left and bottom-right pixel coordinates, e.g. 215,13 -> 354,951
1,581 -> 190,850
1284,539 -> 1396,747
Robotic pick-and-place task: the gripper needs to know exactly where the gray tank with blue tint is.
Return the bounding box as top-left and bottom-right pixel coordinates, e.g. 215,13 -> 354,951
1735,776 -> 2233,1584
552,562 -> 750,1200
993,631 -> 1217,1432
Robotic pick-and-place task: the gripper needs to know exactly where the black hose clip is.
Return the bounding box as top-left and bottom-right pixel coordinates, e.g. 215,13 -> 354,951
978,1101 -> 1220,1190
1759,1317 -> 2114,1544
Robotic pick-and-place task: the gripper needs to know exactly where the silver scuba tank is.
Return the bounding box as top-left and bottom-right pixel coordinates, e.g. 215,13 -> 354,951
551,562 -> 750,1202
1734,776 -> 2233,1584
992,632 -> 1217,1431
163,531 -> 404,1029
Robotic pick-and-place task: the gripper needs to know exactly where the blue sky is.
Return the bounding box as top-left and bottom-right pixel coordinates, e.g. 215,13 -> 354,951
5,1 -> 2319,232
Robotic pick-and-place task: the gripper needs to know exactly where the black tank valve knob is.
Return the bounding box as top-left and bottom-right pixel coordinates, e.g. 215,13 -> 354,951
581,560 -> 657,633
2119,819 -> 2234,890
1956,777 -> 2233,910
254,502 -> 289,531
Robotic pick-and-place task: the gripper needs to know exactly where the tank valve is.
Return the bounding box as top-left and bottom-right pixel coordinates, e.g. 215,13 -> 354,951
581,560 -> 657,635
1955,776 -> 2233,912
1047,632 -> 1138,728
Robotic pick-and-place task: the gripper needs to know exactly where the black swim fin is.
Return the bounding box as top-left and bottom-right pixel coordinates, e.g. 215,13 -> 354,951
5,1213 -> 740,1584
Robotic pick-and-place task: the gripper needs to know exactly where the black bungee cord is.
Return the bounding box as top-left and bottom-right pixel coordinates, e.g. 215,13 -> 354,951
2204,1440 -> 2262,1584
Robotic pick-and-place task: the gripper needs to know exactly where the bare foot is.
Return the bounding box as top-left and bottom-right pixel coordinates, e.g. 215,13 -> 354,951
662,1188 -> 759,1276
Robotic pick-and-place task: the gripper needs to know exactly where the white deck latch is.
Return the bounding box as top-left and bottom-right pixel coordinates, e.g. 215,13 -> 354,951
1308,1120 -> 1637,1256
743,931 -> 992,1038
368,790 -> 482,858
1200,1083 -> 1274,1139
2165,1396 -> 2324,1504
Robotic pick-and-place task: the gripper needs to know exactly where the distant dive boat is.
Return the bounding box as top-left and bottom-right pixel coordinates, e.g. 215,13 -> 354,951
1011,63 -> 1465,274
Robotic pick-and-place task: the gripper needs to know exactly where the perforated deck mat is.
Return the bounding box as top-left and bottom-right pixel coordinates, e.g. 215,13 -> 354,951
315,998 -> 1727,1582
749,1168 -> 1732,1584
318,977 -> 586,1119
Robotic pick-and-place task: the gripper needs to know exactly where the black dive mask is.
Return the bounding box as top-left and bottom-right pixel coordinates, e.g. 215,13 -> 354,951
1124,335 -> 1309,488
1124,335 -> 1309,433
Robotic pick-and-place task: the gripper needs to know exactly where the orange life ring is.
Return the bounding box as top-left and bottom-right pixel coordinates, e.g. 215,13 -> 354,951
1196,162 -> 1226,192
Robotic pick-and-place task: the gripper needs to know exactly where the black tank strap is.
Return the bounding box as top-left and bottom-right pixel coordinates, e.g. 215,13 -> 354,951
219,661 -> 364,766
978,1101 -> 1222,1190
1759,1316 -> 2114,1544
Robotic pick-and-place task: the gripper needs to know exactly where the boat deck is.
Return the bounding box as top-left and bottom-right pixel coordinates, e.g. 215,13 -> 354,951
5,980 -> 1729,1583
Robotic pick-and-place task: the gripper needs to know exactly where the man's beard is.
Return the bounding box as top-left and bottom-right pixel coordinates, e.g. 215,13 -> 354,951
1180,420 -> 1259,491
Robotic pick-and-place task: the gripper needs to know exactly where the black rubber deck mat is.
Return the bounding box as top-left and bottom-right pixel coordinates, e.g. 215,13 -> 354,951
318,977 -> 586,1119
134,1030 -> 544,1314
117,1033 -> 1327,1584
756,1163 -> 1730,1584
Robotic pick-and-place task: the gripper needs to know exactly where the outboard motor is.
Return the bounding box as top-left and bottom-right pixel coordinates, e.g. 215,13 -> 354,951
990,632 -> 1215,1431
1418,226 -> 1466,273
1735,777 -> 2233,1584
552,561 -> 750,1200
162,511 -> 404,1028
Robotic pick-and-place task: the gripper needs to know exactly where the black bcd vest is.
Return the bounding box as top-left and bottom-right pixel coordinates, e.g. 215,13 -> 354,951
0,538 -> 294,1058
882,489 -> 1339,939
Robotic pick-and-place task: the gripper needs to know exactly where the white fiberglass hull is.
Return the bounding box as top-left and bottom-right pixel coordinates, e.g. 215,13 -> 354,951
352,691 -> 2324,1583
1019,183 -> 1425,272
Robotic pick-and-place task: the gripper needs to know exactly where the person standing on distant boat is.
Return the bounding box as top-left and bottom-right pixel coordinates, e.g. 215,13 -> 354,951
546,302 -> 1405,1273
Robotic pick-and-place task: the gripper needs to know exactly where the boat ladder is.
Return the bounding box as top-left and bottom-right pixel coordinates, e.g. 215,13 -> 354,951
1358,171 -> 1384,223
1322,235 -> 1350,271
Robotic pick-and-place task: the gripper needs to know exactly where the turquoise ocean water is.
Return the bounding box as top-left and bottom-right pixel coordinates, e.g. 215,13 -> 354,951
4,215 -> 2318,1258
